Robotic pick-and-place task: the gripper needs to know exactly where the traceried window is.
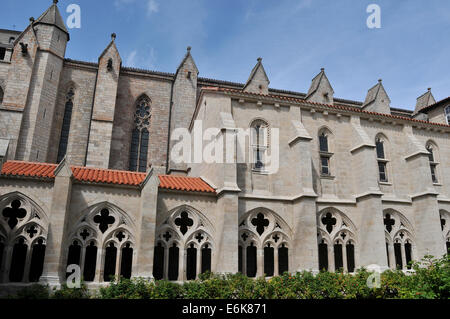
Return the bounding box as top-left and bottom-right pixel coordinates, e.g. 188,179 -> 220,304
384,210 -> 415,270
317,209 -> 356,273
0,196 -> 48,283
57,88 -> 75,163
129,96 -> 151,172
153,206 -> 214,281
318,129 -> 333,176
426,143 -> 439,184
445,106 -> 450,125
66,204 -> 136,282
250,120 -> 269,172
376,137 -> 389,182
239,209 -> 291,278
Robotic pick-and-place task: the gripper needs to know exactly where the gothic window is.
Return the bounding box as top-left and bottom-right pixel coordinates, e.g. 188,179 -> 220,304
186,243 -> 197,280
246,242 -> 257,278
104,242 -> 117,282
445,106 -> 450,125
375,136 -> 389,183
57,88 -> 75,163
66,240 -> 81,278
318,240 -> 328,271
9,238 -> 27,282
317,209 -> 357,272
67,204 -> 135,283
278,243 -> 289,275
384,209 -> 415,271
334,240 -> 343,271
83,241 -> 97,282
0,48 -> 5,61
201,244 -> 212,274
168,243 -> 179,281
426,143 -> 439,184
0,86 -> 4,104
250,119 -> 269,172
318,129 -> 333,176
154,206 -> 214,281
153,242 -> 165,280
239,209 -> 291,277
29,238 -> 46,282
0,195 -> 48,284
264,243 -> 274,277
129,96 -> 151,172
120,243 -> 133,279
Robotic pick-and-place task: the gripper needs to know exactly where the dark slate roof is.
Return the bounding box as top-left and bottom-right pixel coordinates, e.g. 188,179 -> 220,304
35,2 -> 68,35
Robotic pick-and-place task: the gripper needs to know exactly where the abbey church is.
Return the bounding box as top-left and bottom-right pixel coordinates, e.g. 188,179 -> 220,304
0,1 -> 449,291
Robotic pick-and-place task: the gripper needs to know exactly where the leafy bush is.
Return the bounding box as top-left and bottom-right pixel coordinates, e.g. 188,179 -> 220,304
9,255 -> 450,299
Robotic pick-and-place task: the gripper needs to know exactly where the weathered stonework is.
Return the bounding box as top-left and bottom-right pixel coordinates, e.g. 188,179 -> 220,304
0,2 -> 449,293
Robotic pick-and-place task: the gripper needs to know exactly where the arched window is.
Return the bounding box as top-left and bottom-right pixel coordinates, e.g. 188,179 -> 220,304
440,211 -> 450,254
0,86 -> 4,105
129,96 -> 151,172
66,204 -> 136,283
426,142 -> 439,184
375,136 -> 389,183
57,88 -> 75,163
154,206 -> 214,281
317,209 -> 357,272
239,208 -> 291,277
384,210 -> 415,270
250,119 -> 269,172
0,195 -> 48,283
445,106 -> 450,125
318,128 -> 333,176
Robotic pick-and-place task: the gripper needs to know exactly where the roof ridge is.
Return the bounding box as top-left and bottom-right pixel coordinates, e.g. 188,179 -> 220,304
208,87 -> 450,128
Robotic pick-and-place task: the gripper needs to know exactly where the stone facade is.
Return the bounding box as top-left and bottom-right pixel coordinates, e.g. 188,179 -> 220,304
0,2 -> 449,292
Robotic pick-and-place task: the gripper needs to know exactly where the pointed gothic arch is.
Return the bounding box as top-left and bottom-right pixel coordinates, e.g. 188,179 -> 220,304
317,207 -> 357,272
425,140 -> 440,184
154,205 -> 215,281
383,209 -> 415,270
239,207 -> 292,277
0,192 -> 49,283
66,202 -> 136,282
129,94 -> 151,172
375,133 -> 391,183
317,126 -> 334,176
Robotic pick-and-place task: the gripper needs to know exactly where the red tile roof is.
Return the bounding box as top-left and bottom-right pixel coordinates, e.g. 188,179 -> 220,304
201,87 -> 450,128
159,175 -> 215,193
0,161 -> 215,193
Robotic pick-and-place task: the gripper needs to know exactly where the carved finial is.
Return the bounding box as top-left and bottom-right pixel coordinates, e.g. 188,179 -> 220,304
257,57 -> 262,62
187,46 -> 191,52
53,0 -> 58,4
321,67 -> 325,72
29,17 -> 35,24
378,79 -> 382,83
427,87 -> 431,91
111,33 -> 116,41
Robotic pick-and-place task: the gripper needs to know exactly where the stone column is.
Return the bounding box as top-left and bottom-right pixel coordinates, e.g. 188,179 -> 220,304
133,166 -> 163,279
274,246 -> 279,276
196,248 -> 201,279
257,248 -> 264,277
22,246 -> 32,283
40,158 -> 73,287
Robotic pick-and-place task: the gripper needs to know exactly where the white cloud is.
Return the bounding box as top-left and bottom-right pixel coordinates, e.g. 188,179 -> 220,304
147,0 -> 159,15
125,48 -> 157,70
125,50 -> 138,67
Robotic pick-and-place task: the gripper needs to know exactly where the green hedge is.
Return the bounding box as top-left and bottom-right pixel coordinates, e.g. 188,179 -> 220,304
9,255 -> 450,299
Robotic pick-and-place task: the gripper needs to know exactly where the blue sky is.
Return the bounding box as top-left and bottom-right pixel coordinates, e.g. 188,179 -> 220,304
2,0 -> 450,110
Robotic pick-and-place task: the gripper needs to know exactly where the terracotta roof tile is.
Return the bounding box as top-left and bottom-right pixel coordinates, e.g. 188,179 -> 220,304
0,161 -> 215,193
158,175 -> 215,193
